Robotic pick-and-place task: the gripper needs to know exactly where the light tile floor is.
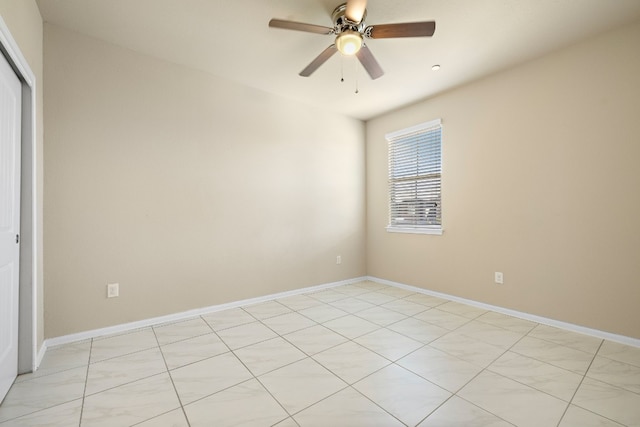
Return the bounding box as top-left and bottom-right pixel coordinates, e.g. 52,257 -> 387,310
1,281 -> 639,426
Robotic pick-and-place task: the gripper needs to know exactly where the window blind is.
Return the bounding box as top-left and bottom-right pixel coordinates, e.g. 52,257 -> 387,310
386,119 -> 442,230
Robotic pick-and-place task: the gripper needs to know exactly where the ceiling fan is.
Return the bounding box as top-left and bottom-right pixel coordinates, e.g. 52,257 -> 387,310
268,0 -> 436,80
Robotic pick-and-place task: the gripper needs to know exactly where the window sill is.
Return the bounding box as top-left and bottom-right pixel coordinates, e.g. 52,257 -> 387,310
386,226 -> 443,235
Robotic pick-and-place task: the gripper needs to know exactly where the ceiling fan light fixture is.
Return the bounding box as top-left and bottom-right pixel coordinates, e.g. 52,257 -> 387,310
336,30 -> 363,55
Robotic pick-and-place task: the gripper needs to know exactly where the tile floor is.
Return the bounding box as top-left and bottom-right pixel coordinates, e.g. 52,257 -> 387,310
1,280 -> 639,426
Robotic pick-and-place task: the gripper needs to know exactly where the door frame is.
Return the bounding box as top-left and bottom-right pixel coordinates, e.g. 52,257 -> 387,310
0,15 -> 39,373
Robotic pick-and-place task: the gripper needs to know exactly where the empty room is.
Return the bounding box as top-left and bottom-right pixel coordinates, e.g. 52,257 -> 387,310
1,0 -> 639,425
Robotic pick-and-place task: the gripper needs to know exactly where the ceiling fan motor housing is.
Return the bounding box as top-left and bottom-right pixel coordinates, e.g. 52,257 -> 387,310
332,4 -> 367,35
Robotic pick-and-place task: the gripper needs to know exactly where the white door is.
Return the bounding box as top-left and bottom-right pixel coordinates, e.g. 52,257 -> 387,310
0,51 -> 21,402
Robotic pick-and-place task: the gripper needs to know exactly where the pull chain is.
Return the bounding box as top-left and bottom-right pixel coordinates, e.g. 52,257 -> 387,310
340,55 -> 344,83
354,57 -> 359,94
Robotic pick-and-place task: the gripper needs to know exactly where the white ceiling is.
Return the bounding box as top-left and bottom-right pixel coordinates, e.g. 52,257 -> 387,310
36,0 -> 640,120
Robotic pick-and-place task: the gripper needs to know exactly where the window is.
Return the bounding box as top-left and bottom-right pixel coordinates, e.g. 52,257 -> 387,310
386,119 -> 442,235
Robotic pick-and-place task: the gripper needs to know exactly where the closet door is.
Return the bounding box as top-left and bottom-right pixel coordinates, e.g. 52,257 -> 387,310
0,50 -> 22,403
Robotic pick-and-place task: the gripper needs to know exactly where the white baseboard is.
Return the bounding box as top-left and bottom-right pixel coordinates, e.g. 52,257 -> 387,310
42,274 -> 640,357
367,276 -> 640,348
44,276 -> 367,348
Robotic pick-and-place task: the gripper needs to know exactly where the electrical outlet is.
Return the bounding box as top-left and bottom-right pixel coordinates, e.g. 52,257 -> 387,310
336,255 -> 342,265
494,272 -> 504,284
107,283 -> 119,298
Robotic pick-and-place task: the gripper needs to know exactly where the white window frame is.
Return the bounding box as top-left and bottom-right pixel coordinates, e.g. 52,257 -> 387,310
386,119 -> 443,235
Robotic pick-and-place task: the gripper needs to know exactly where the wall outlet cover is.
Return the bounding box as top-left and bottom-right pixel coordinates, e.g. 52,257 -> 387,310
107,283 -> 119,298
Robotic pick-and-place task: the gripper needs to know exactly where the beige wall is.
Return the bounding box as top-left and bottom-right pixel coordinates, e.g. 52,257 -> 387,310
40,16 -> 640,340
0,1 -> 45,351
367,20 -> 640,339
43,25 -> 365,338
